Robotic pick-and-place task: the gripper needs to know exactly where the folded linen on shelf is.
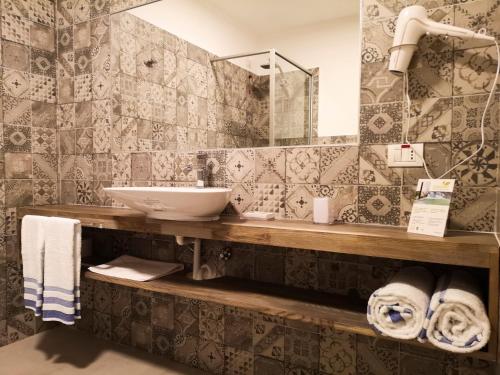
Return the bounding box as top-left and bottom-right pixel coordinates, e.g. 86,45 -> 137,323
88,255 -> 184,282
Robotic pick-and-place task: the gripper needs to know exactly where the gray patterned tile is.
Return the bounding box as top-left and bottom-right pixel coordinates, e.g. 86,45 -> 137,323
358,186 -> 401,226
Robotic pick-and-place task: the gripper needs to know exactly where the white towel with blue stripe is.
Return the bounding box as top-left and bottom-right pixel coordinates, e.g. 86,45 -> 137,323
367,266 -> 434,340
419,271 -> 490,353
21,215 -> 49,316
42,217 -> 82,325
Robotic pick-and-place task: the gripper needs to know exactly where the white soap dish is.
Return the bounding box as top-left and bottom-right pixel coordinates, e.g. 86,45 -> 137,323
241,211 -> 275,221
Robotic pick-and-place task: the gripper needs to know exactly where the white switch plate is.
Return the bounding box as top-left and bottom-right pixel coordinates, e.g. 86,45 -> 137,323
388,144 -> 424,167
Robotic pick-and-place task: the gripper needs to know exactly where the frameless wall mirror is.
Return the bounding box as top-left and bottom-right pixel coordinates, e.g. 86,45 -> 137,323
111,0 -> 361,149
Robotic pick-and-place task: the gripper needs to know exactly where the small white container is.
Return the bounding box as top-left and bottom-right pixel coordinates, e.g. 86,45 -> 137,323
313,197 -> 333,224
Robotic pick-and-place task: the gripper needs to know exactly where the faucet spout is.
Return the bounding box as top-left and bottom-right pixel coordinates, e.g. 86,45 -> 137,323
196,151 -> 208,188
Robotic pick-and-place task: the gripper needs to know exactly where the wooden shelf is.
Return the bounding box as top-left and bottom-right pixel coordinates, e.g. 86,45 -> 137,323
18,205 -> 499,360
84,271 -> 493,360
18,205 -> 499,268
85,271 -> 370,335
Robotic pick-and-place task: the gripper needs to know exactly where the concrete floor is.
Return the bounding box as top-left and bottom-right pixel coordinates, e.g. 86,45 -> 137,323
0,327 -> 206,374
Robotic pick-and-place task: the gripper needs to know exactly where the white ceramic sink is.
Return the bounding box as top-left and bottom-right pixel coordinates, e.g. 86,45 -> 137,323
104,187 -> 232,221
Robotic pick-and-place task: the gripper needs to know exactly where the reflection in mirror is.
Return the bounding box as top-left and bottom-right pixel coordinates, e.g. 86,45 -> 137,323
112,0 -> 360,149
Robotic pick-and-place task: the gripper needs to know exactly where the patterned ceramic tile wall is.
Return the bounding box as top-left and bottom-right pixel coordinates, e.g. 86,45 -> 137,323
361,0 -> 500,232
0,0 -> 495,371
0,0 -> 59,347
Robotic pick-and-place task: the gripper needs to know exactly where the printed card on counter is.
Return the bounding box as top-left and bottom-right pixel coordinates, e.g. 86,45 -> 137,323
407,179 -> 455,237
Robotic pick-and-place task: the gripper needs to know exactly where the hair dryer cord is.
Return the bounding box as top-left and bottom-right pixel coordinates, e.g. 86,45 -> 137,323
403,40 -> 500,181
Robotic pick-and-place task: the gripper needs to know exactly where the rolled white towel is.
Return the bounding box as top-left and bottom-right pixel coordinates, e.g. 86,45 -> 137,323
367,266 -> 434,340
420,270 -> 490,353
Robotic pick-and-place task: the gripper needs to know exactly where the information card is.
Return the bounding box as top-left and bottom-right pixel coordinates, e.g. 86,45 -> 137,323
407,179 -> 455,237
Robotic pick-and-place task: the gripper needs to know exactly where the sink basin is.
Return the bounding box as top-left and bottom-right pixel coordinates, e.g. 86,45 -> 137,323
104,187 -> 232,221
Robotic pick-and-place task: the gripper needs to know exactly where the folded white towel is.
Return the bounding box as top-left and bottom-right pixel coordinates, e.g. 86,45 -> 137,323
367,266 -> 435,340
88,255 -> 184,281
22,215 -> 49,316
42,217 -> 81,325
420,271 -> 490,353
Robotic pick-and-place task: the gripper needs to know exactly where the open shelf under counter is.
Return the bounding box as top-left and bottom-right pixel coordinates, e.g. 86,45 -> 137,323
85,271 -> 369,335
84,270 -> 494,360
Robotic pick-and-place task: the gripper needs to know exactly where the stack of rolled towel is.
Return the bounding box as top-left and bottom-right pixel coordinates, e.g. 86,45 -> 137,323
367,267 -> 490,353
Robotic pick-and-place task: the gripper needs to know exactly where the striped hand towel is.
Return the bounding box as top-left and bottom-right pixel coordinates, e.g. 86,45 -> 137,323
21,215 -> 49,316
419,271 -> 490,353
42,217 -> 82,325
367,266 -> 435,340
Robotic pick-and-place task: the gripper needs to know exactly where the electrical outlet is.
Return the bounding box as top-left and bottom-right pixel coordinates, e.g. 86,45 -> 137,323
388,144 -> 424,167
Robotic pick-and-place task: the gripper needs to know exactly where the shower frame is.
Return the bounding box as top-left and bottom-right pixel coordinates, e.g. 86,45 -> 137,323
211,49 -> 314,147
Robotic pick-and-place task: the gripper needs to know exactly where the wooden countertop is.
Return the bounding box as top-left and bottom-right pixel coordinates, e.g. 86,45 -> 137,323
18,205 -> 499,268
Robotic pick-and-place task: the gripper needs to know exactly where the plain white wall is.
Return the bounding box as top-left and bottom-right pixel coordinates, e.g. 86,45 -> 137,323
128,0 -> 360,137
257,16 -> 361,136
128,0 -> 259,57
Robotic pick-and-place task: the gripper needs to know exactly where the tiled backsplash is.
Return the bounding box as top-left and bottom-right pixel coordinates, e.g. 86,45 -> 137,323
55,0 -> 499,234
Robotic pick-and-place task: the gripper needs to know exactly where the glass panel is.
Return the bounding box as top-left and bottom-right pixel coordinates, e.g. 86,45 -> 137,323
273,55 -> 311,146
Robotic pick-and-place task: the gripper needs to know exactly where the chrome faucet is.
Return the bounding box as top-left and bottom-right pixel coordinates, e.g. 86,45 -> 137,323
196,151 -> 208,188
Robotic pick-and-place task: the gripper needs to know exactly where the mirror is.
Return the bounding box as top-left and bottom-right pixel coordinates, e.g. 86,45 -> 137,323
110,0 -> 360,149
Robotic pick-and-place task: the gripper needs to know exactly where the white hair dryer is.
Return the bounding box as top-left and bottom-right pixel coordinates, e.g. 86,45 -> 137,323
389,5 -> 495,75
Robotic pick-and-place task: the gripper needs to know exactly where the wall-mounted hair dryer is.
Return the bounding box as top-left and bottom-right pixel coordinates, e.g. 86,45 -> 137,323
389,5 -> 495,75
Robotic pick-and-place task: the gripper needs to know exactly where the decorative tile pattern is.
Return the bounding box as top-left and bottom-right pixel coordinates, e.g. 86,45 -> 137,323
33,154 -> 57,179
316,185 -> 358,223
3,41 -> 30,71
226,149 -> 254,183
451,141 -> 497,187
408,50 -> 453,100
360,102 -> 402,144
30,74 -> 56,103
3,97 -> 31,126
254,183 -> 285,218
253,313 -> 285,361
356,336 -> 399,375
285,184 -> 315,220
406,97 -> 452,143
359,145 -> 402,185
152,151 -> 175,181
454,45 -> 499,96
198,339 -> 224,374
224,307 -> 253,352
403,143 -> 451,186
358,186 -> 401,226
320,328 -> 356,375
199,302 -> 224,344
225,347 -> 254,375
360,61 -> 403,104
255,148 -> 286,183
3,69 -> 30,99
284,327 -> 320,372
450,187 -> 495,232
131,152 -> 151,181
228,183 -> 254,215
320,146 -> 359,185
454,0 -> 500,50
4,125 -> 31,152
286,147 -> 320,184
285,249 -> 318,290
452,94 -> 499,141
